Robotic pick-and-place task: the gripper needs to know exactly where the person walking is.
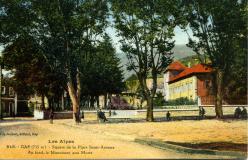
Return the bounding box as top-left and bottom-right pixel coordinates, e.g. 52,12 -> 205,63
109,110 -> 112,117
81,110 -> 84,121
199,107 -> 205,120
201,107 -> 205,119
241,107 -> 247,119
199,107 -> 202,120
166,111 -> 171,121
49,109 -> 54,124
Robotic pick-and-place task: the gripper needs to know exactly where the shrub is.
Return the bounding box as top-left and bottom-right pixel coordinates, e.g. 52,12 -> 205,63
165,97 -> 197,106
154,92 -> 166,107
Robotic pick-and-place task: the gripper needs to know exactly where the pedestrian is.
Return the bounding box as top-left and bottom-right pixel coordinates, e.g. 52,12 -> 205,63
109,110 -> 112,117
49,109 -> 54,124
199,107 -> 202,120
81,110 -> 84,121
166,111 -> 171,121
234,107 -> 242,119
201,107 -> 205,119
199,107 -> 205,120
241,107 -> 247,119
77,109 -> 81,123
97,109 -> 100,120
98,109 -> 108,122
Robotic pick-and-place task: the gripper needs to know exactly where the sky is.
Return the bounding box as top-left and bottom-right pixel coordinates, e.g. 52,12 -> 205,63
0,26 -> 192,77
0,26 -> 190,50
106,26 -> 191,54
105,26 -> 192,78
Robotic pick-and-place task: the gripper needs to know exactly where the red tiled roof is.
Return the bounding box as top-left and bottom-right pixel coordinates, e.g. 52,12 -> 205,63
169,64 -> 213,83
166,61 -> 187,71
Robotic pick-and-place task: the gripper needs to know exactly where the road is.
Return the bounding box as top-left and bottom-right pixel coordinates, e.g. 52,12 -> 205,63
0,118 -> 235,159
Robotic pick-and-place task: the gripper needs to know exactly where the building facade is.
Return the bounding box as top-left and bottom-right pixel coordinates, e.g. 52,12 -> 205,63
1,78 -> 29,117
164,61 -> 214,105
1,85 -> 16,117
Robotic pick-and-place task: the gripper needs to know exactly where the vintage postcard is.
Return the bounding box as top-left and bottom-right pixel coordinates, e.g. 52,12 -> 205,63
0,0 -> 247,159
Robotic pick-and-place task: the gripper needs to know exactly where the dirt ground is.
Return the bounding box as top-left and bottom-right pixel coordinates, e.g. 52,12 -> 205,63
0,117 -> 247,159
64,119 -> 247,145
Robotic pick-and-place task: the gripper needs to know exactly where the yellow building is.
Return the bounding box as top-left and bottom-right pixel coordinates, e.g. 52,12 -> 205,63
168,76 -> 197,100
164,61 -> 213,102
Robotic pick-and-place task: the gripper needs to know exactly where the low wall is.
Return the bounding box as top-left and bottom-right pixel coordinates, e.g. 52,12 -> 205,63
36,106 -> 248,120
42,111 -> 73,120
42,111 -> 97,120
54,112 -> 73,119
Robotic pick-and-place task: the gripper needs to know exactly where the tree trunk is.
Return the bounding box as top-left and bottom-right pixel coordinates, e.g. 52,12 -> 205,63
61,93 -> 64,111
104,94 -> 107,109
41,93 -> 45,110
67,80 -> 80,122
90,96 -> 95,109
146,70 -> 157,122
138,75 -> 154,122
67,69 -> 81,122
96,96 -> 100,109
86,96 -> 90,110
146,96 -> 154,121
215,69 -> 224,118
140,98 -> 144,109
48,97 -> 54,111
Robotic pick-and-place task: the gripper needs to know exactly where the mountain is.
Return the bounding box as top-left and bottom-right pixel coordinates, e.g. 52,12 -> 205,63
118,44 -> 196,79
172,44 -> 195,60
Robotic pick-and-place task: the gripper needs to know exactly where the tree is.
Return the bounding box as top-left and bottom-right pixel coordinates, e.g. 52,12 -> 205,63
2,35 -> 67,110
181,0 -> 247,118
111,0 -> 177,121
79,34 -> 124,108
223,30 -> 247,104
0,0 -> 109,122
35,0 -> 108,121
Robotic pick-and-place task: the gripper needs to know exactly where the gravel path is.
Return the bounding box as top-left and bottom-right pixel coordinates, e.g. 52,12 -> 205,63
0,118 -> 245,159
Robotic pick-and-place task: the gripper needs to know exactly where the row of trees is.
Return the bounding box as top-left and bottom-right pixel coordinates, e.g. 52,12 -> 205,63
0,0 -> 124,121
0,0 -> 246,121
114,0 -> 246,120
181,0 -> 247,118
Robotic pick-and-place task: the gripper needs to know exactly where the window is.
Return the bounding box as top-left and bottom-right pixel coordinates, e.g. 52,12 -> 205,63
183,85 -> 186,92
189,83 -> 193,90
9,87 -> 14,96
1,86 -> 5,95
1,102 -> 5,112
205,80 -> 210,88
187,83 -> 189,90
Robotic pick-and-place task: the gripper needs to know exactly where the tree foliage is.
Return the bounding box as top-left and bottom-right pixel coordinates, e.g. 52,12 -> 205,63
2,35 -> 67,108
180,0 -> 247,118
80,34 -> 124,100
111,0 -> 178,121
0,0 -> 124,120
